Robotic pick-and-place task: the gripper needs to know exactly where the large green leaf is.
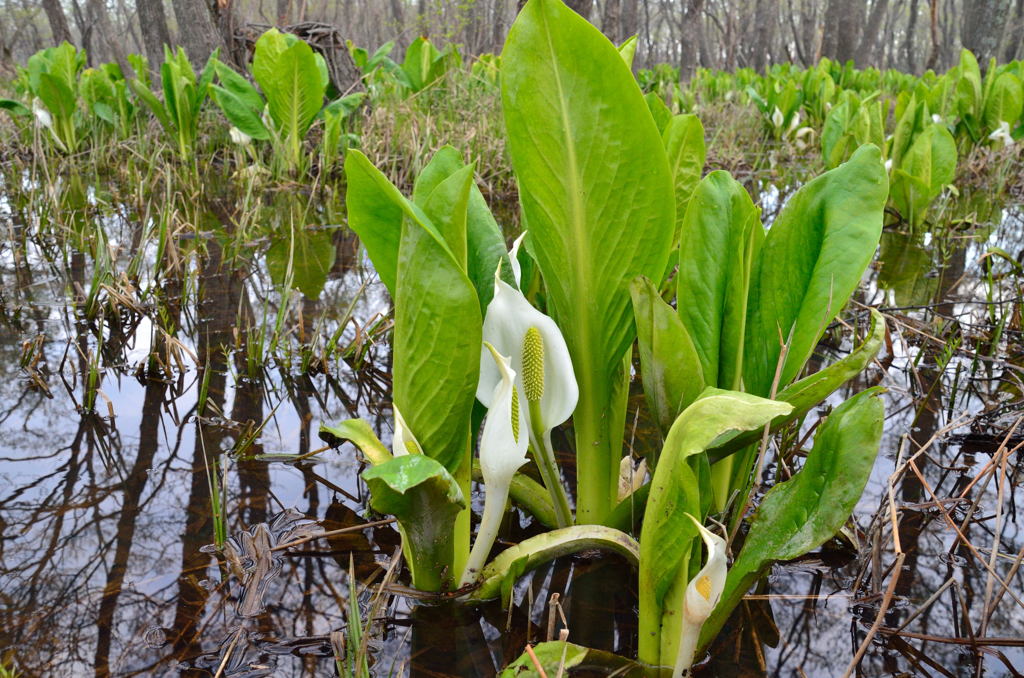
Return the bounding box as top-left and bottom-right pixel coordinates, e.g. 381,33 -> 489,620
502,0 -> 675,522
743,144 -> 887,398
699,387 -> 885,649
344,150 -> 409,295
344,151 -> 482,473
210,85 -> 271,140
411,146 -> 511,311
676,170 -> 762,390
394,206 -> 482,472
363,454 -> 465,591
0,99 -> 31,117
663,113 -> 706,245
469,525 -> 640,603
983,72 -> 1023,133
708,308 -> 886,462
418,163 -> 474,269
630,276 -> 704,438
253,28 -> 325,150
889,124 -> 956,227
637,391 -> 792,669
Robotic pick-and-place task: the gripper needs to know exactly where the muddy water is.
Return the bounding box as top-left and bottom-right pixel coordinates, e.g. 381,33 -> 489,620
1,168 -> 1023,677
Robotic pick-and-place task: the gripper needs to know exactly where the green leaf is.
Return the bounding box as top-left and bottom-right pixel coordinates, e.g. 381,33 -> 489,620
502,0 -> 675,522
266,225 -> 336,298
213,60 -> 265,113
253,28 -> 326,150
645,92 -> 671,133
411,145 -> 510,311
983,73 -> 1023,133
468,525 -> 639,603
889,124 -> 956,227
345,151 -> 483,472
363,454 -> 465,591
618,35 -> 638,68
319,418 -> 392,466
501,642 -> 645,677
743,144 -> 887,398
344,150 -> 409,295
418,163 -> 474,269
637,390 -> 792,669
394,202 -> 482,472
700,387 -> 885,649
663,113 -> 706,245
708,308 -> 886,462
676,170 -> 762,390
210,85 -> 271,140
129,79 -> 172,132
630,276 -> 704,438
36,72 -> 75,125
0,99 -> 30,117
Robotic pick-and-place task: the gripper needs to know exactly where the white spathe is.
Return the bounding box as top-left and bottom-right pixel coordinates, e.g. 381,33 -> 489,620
391,405 -> 422,456
673,515 -> 727,678
460,344 -> 529,587
988,120 -> 1015,149
477,265 -> 577,433
478,343 -> 529,483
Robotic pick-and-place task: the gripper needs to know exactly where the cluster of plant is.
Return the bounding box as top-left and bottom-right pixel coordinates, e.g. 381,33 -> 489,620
321,0 -> 891,674
0,30 -> 365,177
640,49 -> 1023,230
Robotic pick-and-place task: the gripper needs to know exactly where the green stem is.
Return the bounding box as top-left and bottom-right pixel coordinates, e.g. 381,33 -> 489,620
452,437 -> 472,586
574,382 -> 615,524
528,400 -> 573,528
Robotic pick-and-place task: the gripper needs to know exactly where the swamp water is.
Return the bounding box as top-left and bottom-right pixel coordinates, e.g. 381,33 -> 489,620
1,168 -> 1023,677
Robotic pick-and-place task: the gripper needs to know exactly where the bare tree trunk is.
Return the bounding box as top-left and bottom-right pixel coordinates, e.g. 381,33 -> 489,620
170,0 -> 227,64
924,0 -> 940,70
565,0 -> 591,19
752,0 -> 776,71
963,0 -> 1012,64
136,0 -> 171,74
41,0 -> 73,44
621,0 -> 638,39
821,0 -> 864,62
904,0 -> 919,71
602,0 -> 621,42
679,0 -> 703,79
276,0 -> 289,24
1004,0 -> 1024,61
855,0 -> 889,66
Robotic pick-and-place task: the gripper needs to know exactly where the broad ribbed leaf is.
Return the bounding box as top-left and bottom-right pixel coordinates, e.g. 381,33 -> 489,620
210,85 -> 271,140
411,146 -> 511,311
344,151 -> 481,473
700,387 -> 885,649
983,73 -> 1023,132
253,28 -> 325,141
743,144 -> 887,398
890,124 -> 955,227
677,171 -> 762,390
708,308 -> 886,462
663,113 -> 706,245
630,276 -> 704,438
502,0 -> 674,521
214,60 -> 266,112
